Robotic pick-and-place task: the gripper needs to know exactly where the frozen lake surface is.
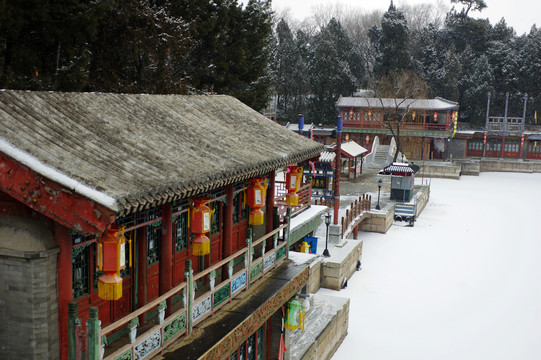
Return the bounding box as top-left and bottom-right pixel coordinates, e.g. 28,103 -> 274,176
321,172 -> 541,360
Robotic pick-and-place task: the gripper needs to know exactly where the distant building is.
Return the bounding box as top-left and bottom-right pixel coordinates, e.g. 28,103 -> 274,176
336,96 -> 459,161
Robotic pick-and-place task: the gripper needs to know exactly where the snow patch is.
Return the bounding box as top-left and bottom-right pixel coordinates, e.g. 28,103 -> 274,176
0,137 -> 118,211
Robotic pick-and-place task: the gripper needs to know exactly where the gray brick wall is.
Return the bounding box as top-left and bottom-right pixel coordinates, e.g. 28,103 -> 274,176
0,218 -> 59,360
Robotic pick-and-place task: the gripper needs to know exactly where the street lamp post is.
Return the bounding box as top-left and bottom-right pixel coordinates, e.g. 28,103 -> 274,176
323,213 -> 331,257
376,178 -> 382,210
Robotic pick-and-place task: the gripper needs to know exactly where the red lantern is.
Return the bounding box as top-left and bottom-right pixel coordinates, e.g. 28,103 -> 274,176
365,134 -> 370,144
412,111 -> 416,121
97,225 -> 128,301
191,197 -> 211,256
286,166 -> 302,206
434,112 -> 438,122
247,178 -> 266,225
349,108 -> 354,119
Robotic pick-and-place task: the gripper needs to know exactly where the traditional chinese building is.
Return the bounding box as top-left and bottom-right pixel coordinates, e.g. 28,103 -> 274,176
336,96 -> 459,160
0,90 -> 324,360
451,94 -> 541,160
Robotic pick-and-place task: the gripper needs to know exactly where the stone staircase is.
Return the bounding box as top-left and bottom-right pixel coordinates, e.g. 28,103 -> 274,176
366,144 -> 391,169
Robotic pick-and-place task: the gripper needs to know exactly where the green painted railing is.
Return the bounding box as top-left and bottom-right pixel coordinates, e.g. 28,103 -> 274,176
73,222 -> 290,360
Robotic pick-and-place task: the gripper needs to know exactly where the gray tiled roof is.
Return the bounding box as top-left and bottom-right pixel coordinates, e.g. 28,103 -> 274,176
336,96 -> 459,111
0,90 -> 323,214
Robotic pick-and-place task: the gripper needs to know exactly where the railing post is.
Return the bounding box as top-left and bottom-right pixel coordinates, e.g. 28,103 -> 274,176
128,318 -> 139,344
246,228 -> 253,289
286,207 -> 291,260
228,259 -> 234,278
185,259 -> 193,334
209,270 -> 216,291
68,302 -> 78,360
87,307 -> 100,360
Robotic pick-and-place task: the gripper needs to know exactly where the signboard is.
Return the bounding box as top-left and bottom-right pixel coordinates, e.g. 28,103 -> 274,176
311,174 -> 328,189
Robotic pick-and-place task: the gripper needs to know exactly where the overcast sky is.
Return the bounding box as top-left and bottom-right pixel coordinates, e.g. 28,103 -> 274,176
271,0 -> 539,36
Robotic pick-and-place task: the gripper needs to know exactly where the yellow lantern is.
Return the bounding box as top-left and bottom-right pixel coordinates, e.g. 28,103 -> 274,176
97,225 -> 129,301
191,197 -> 211,256
247,178 -> 267,225
286,165 -> 302,206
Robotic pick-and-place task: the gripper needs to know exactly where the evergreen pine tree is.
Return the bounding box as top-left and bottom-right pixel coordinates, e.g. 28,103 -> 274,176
369,1 -> 411,78
459,52 -> 494,126
0,0 -> 107,90
308,18 -> 363,125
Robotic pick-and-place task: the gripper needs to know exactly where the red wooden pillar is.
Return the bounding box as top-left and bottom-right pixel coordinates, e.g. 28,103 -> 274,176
222,184 -> 234,280
353,225 -> 359,240
137,227 -> 146,324
266,171 -> 275,233
334,117 -> 342,225
266,172 -> 276,251
159,203 -> 173,314
501,136 -> 506,158
55,222 -> 73,360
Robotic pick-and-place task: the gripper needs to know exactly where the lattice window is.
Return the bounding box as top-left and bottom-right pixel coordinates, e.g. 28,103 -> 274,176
239,342 -> 246,360
230,326 -> 264,360
72,245 -> 90,298
240,191 -> 248,221
257,326 -> 264,360
174,212 -> 188,252
209,201 -> 221,236
247,333 -> 256,360
232,192 -> 240,224
147,221 -> 161,264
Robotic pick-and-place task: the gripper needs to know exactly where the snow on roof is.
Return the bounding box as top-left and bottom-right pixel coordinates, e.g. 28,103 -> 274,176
381,162 -> 420,174
0,90 -> 324,214
341,140 -> 368,158
336,96 -> 459,111
285,122 -> 316,132
319,151 -> 336,163
290,205 -> 328,233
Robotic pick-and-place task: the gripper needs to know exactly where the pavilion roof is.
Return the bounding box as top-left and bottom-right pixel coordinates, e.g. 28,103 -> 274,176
336,96 -> 459,111
0,90 -> 323,215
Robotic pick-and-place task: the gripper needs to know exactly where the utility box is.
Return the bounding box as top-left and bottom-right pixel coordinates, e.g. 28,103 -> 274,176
381,162 -> 420,202
391,175 -> 414,202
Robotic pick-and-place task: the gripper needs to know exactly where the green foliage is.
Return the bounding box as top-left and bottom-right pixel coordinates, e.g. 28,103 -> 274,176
269,17 -> 364,124
87,0 -> 193,94
0,0 -> 108,90
0,0 -> 273,110
369,2 -> 411,78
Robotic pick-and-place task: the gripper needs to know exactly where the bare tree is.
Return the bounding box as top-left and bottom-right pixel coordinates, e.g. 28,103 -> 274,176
399,1 -> 450,31
370,71 -> 431,162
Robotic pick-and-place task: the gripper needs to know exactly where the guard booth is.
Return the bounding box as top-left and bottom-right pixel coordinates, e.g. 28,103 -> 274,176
381,163 -> 420,202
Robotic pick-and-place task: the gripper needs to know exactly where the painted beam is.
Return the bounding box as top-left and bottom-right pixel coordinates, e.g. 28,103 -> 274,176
343,128 -> 453,138
0,153 -> 115,235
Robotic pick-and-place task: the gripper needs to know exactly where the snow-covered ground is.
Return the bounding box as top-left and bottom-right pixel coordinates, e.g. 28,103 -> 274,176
320,172 -> 541,360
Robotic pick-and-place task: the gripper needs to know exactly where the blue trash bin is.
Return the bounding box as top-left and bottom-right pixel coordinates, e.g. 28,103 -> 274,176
304,236 -> 318,254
